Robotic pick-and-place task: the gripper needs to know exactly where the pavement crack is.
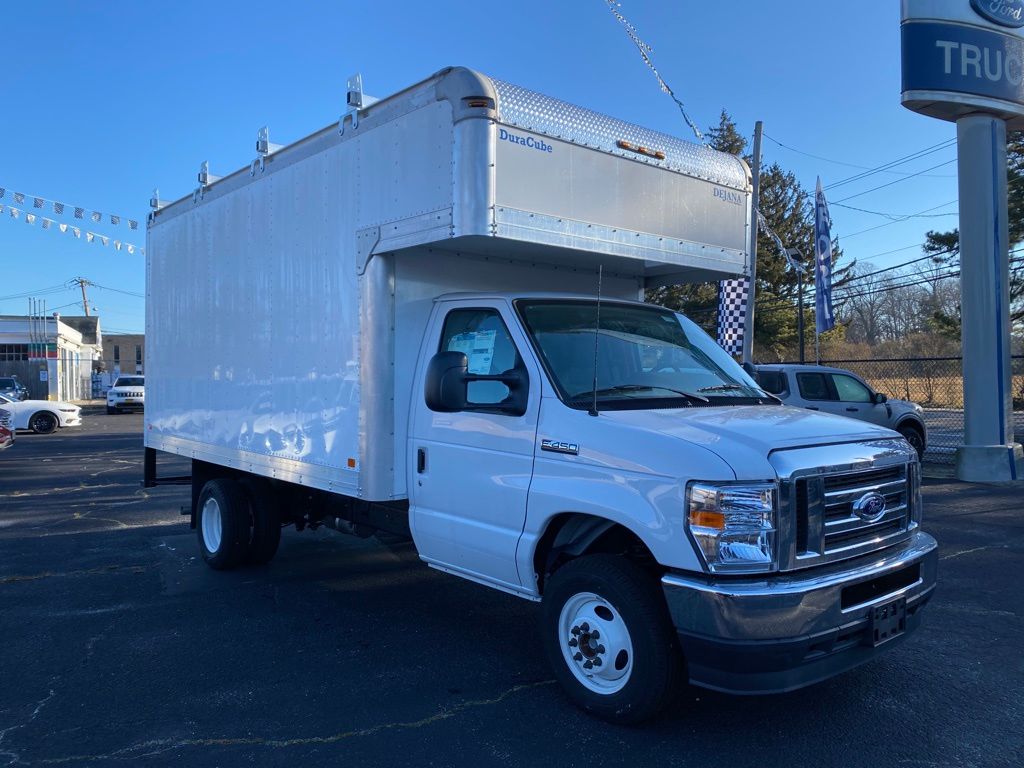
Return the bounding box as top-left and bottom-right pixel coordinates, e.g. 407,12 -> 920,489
0,565 -> 149,586
38,680 -> 556,763
939,544 -> 1010,561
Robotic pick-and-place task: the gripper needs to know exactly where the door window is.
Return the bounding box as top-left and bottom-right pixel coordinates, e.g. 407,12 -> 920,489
757,370 -> 788,395
796,372 -> 832,401
439,309 -> 523,406
831,373 -> 873,403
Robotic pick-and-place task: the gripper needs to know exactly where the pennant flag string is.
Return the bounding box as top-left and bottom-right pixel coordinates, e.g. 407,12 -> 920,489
0,183 -> 140,231
1,204 -> 144,255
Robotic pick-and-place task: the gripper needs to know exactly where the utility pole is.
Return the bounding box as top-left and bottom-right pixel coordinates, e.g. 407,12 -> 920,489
741,120 -> 763,365
787,249 -> 805,364
72,277 -> 91,316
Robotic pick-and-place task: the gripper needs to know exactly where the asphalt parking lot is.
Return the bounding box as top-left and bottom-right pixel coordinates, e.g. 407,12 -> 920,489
1,410 -> 1022,767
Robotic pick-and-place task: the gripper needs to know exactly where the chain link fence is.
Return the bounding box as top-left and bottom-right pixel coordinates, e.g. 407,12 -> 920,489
797,356 -> 1024,464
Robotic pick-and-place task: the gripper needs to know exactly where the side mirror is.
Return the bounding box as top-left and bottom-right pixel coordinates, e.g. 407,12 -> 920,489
873,392 -> 888,405
425,352 -> 470,412
424,351 -> 528,416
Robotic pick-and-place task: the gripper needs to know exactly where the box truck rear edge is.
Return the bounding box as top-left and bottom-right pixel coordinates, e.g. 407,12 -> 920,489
143,67 -> 937,723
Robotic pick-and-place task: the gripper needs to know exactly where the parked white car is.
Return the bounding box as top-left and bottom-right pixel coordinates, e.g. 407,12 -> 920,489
0,392 -> 82,434
755,364 -> 927,457
106,376 -> 145,414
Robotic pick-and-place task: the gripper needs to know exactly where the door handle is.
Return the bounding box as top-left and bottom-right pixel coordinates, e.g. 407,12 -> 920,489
846,407 -> 858,412
417,448 -> 426,474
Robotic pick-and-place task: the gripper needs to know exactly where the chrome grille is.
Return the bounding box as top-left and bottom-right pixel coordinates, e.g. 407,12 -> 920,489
789,462 -> 915,568
823,465 -> 907,551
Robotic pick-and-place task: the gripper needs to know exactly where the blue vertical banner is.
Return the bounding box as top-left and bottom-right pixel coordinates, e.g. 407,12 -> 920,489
814,177 -> 835,334
717,277 -> 749,356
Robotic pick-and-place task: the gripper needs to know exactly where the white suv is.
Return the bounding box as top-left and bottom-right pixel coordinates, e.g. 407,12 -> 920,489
755,364 -> 927,458
106,376 -> 145,414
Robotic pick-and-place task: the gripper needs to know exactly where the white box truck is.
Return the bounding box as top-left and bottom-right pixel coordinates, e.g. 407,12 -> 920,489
144,67 -> 937,723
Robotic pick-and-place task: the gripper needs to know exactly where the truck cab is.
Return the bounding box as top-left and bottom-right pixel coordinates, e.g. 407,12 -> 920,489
407,292 -> 936,718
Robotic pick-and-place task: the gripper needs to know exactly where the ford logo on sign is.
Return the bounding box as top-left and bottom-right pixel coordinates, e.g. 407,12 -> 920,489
853,492 -> 887,523
971,0 -> 1024,28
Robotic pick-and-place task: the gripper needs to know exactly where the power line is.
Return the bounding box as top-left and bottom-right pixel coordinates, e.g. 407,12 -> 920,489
832,159 -> 959,204
90,281 -> 144,299
824,140 -> 957,192
765,134 -> 957,181
831,199 -> 958,220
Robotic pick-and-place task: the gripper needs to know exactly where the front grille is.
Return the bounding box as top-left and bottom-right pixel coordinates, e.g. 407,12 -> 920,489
789,462 -> 913,567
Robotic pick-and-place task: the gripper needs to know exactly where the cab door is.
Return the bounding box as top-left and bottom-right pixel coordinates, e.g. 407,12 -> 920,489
409,300 -> 541,591
827,372 -> 890,427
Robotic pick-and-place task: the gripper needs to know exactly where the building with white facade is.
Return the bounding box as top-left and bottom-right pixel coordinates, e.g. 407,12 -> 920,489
0,314 -> 102,401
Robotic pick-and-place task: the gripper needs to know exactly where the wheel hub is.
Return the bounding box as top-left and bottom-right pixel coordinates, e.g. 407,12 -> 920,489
558,592 -> 634,694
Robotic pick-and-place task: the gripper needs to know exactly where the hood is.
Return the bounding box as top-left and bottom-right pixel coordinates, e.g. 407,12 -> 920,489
598,404 -> 901,479
23,399 -> 78,410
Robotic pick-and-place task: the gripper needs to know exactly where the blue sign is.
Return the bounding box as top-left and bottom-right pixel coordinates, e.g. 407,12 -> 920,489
971,0 -> 1024,28
903,21 -> 1024,108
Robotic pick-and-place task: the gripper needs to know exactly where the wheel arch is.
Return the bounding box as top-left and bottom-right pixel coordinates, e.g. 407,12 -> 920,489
894,415 -> 926,445
532,512 -> 658,595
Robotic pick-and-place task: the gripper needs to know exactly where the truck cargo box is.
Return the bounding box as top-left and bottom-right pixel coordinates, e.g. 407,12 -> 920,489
146,66 -> 752,501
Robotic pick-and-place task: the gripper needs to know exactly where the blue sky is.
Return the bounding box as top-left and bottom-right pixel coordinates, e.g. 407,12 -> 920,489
0,1 -> 958,333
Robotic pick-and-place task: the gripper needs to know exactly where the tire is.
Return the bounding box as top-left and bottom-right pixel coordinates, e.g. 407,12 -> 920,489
542,554 -> 683,724
240,479 -> 281,565
30,412 -> 58,435
196,479 -> 250,570
106,406 -> 117,415
898,424 -> 926,460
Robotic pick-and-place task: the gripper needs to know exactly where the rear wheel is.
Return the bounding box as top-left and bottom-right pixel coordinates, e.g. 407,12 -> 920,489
542,554 -> 683,724
898,424 -> 925,460
30,412 -> 58,434
196,479 -> 250,570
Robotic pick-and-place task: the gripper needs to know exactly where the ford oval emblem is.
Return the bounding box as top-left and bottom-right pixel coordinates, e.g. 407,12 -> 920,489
853,492 -> 887,523
971,0 -> 1024,28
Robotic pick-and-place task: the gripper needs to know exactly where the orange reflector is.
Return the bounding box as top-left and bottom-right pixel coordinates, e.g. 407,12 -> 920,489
347,458 -> 357,469
617,139 -> 666,160
689,510 -> 726,530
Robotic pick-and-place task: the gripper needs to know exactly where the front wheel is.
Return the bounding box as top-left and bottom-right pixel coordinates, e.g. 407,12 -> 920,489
898,425 -> 926,460
542,554 -> 683,724
30,412 -> 58,434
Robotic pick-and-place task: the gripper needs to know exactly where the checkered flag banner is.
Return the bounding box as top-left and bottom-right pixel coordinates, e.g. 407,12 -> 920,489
717,277 -> 749,356
0,182 -> 139,233
0,201 -> 145,255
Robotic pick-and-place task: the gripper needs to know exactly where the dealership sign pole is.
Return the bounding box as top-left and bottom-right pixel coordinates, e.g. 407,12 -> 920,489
902,0 -> 1024,480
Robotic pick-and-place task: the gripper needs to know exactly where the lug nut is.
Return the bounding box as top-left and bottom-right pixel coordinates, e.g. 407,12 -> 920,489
583,660 -> 593,670
597,645 -> 605,654
581,622 -> 590,632
573,652 -> 583,661
571,626 -> 581,636
591,630 -> 600,640
592,658 -> 602,667
568,638 -> 578,648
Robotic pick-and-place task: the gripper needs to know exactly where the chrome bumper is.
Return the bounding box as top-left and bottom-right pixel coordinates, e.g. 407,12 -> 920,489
662,531 -> 938,694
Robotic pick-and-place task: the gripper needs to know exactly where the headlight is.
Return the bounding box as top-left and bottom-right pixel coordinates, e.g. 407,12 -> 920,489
686,482 -> 777,573
59,407 -> 78,413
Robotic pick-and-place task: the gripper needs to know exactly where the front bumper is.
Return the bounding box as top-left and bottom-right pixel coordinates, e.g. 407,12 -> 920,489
662,531 -> 938,694
62,415 -> 82,427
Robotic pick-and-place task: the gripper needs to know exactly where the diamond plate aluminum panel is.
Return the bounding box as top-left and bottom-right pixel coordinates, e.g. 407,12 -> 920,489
491,79 -> 749,190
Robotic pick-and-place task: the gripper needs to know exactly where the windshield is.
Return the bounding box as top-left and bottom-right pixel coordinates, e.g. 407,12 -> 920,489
0,393 -> 14,404
114,377 -> 144,387
517,300 -> 770,409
